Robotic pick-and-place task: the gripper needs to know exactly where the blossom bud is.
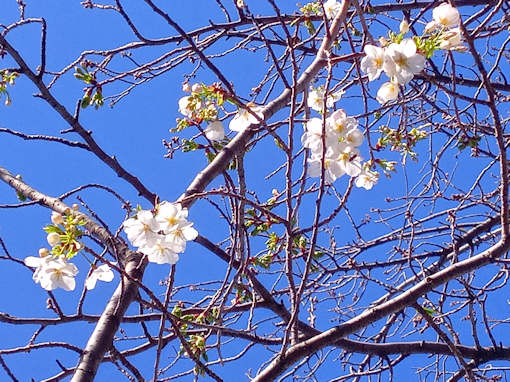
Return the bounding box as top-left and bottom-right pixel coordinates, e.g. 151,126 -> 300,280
272,189 -> 278,197
15,174 -> 22,180
72,203 -> 80,211
47,232 -> 61,247
51,211 -> 64,225
182,82 -> 191,92
191,83 -> 202,93
378,37 -> 389,47
5,98 -> 11,106
237,0 -> 245,7
424,21 -> 437,33
399,19 -> 409,34
38,248 -> 50,257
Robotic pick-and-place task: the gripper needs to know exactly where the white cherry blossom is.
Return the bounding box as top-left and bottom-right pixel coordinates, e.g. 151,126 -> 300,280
155,202 -> 189,233
25,255 -> 52,285
307,87 -> 343,112
229,104 -> 264,132
301,118 -> 336,153
141,236 -> 181,265
307,154 -> 345,185
383,39 -> 425,85
178,96 -> 194,117
123,210 -> 160,248
204,120 -> 225,141
328,109 -> 358,138
165,221 -> 198,252
27,257 -> 79,291
439,28 -> 464,50
400,19 -> 409,34
51,211 -> 64,225
345,128 -> 364,147
355,168 -> 380,190
323,0 -> 341,20
360,45 -> 385,81
47,232 -> 61,247
85,264 -> 114,290
377,81 -> 399,104
432,3 -> 460,29
337,145 -> 363,177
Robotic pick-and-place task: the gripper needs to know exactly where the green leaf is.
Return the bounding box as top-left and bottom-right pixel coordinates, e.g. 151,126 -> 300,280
43,225 -> 62,234
422,306 -> 437,316
81,95 -> 90,109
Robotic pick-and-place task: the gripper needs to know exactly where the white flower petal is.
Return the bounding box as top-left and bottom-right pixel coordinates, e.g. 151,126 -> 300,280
204,120 -> 225,141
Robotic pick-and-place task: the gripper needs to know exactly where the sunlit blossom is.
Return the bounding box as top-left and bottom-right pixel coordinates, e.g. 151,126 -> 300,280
432,3 -> 460,29
26,256 -> 78,291
383,39 -> 425,85
439,28 -> 465,50
51,211 -> 64,225
400,19 -> 409,34
328,109 -> 358,137
323,0 -> 341,20
155,202 -> 189,234
360,45 -> 385,81
178,96 -> 194,117
337,145 -> 363,177
85,264 -> 114,290
204,120 -> 225,141
307,87 -> 343,112
123,210 -> 160,248
307,153 -> 345,184
165,221 -> 198,252
376,81 -> 399,104
301,118 -> 335,153
345,128 -> 364,147
140,236 -> 181,265
355,167 -> 380,190
229,104 -> 264,132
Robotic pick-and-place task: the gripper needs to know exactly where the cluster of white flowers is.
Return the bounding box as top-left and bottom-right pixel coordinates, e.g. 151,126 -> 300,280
24,210 -> 114,292
361,39 -> 426,104
426,3 -> 465,51
361,3 -> 463,104
123,201 -> 198,265
178,82 -> 266,140
302,109 -> 379,189
307,86 -> 344,113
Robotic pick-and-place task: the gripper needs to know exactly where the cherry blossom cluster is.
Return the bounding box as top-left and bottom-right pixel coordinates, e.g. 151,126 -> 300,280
177,82 -> 228,141
122,201 -> 198,265
426,4 -> 465,51
24,209 -> 114,292
302,108 -> 379,189
177,82 -> 264,142
361,39 -> 425,104
360,3 -> 463,104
